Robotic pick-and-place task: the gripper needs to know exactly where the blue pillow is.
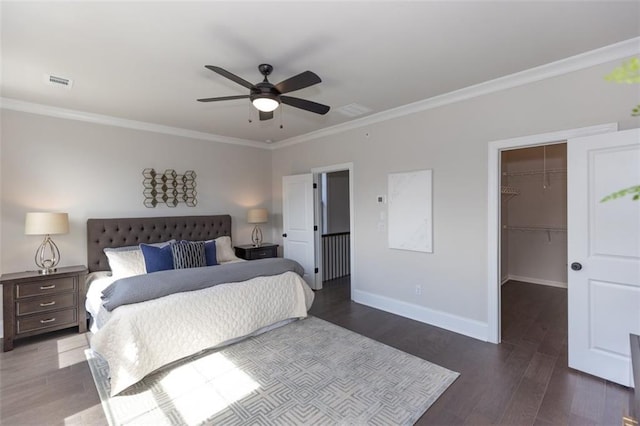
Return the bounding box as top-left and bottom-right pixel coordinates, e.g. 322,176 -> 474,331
140,243 -> 174,273
204,240 -> 218,266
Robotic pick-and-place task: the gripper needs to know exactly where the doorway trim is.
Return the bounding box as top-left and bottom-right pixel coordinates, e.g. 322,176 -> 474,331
311,162 -> 354,294
486,123 -> 618,344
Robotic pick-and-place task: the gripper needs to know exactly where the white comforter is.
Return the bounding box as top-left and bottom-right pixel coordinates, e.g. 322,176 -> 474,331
90,271 -> 314,396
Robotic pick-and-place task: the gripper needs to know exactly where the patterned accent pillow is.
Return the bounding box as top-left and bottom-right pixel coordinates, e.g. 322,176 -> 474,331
172,241 -> 207,269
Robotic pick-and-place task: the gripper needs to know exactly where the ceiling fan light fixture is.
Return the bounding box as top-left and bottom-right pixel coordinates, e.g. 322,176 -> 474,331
252,96 -> 280,112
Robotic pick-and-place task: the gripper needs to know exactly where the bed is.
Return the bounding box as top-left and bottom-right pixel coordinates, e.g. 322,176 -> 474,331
85,215 -> 314,396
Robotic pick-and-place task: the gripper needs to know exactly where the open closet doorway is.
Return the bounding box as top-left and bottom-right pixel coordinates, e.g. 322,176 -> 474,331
489,124 -> 639,386
500,143 -> 568,346
312,163 -> 353,295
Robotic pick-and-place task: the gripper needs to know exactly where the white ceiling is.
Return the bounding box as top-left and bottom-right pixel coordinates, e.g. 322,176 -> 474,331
2,1 -> 639,144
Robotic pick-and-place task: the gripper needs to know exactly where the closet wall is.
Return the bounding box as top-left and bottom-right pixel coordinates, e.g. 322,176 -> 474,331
501,143 -> 567,287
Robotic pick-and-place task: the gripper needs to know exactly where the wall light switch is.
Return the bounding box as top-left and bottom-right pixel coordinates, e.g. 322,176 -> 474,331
377,195 -> 386,204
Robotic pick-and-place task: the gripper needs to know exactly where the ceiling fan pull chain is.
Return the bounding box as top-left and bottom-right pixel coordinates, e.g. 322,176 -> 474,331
280,109 -> 284,129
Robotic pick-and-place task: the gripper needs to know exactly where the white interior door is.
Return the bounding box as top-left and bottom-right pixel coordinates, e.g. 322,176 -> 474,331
282,174 -> 317,288
567,128 -> 640,387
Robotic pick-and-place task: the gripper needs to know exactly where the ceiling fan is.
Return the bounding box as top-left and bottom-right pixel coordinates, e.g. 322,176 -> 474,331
197,64 -> 330,121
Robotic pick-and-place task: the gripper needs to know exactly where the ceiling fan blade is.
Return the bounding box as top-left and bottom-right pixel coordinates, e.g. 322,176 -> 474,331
274,71 -> 321,94
281,96 -> 330,115
259,111 -> 274,121
197,95 -> 249,102
205,66 -> 255,90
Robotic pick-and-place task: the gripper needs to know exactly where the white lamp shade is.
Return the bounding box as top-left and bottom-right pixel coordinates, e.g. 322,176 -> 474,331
247,208 -> 268,224
25,212 -> 69,235
252,97 -> 279,112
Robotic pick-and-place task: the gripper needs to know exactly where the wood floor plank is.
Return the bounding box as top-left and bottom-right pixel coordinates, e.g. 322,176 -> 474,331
570,372 -> 607,422
535,350 -> 580,424
499,352 -> 556,425
602,381 -> 632,423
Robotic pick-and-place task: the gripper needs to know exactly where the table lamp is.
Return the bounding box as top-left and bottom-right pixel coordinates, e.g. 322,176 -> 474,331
25,212 -> 69,274
247,208 -> 268,247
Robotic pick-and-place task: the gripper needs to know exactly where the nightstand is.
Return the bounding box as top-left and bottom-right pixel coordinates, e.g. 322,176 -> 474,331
1,265 -> 88,351
234,243 -> 279,260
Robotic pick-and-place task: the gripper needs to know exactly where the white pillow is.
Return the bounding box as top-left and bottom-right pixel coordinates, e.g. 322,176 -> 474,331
104,240 -> 175,279
104,248 -> 146,279
215,236 -> 238,263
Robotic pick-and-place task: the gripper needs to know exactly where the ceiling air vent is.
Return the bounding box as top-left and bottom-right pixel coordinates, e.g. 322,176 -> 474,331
44,74 -> 73,89
335,103 -> 372,118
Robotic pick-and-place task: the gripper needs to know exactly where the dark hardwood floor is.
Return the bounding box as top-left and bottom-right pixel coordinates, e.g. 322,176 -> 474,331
309,278 -> 632,426
0,278 -> 632,425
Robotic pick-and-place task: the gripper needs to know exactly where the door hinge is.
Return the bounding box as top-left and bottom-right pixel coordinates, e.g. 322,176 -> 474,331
314,225 -> 318,231
314,267 -> 319,273
313,183 -> 317,189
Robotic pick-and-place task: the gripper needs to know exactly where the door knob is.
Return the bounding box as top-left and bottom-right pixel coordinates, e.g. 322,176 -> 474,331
282,233 -> 287,238
571,262 -> 582,271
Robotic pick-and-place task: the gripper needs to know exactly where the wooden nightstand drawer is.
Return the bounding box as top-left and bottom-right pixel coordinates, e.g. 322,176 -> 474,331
250,247 -> 276,259
234,243 -> 279,261
16,308 -> 77,334
16,293 -> 76,316
16,277 -> 76,298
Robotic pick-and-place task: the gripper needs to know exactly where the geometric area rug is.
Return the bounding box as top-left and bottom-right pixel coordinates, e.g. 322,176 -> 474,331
86,316 -> 459,426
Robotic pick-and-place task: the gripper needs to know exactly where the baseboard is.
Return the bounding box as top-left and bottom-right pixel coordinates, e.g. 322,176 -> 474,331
352,289 -> 489,342
501,276 -> 509,286
507,274 -> 567,289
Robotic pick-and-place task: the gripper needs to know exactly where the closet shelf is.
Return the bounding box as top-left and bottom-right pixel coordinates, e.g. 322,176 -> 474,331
501,186 -> 520,201
502,168 -> 566,177
501,186 -> 520,195
503,225 -> 567,232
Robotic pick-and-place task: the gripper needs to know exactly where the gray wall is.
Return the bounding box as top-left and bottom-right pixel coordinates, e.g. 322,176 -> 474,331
271,59 -> 640,335
0,110 -> 272,273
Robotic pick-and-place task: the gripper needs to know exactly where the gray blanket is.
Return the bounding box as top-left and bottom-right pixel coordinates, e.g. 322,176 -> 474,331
101,258 -> 304,311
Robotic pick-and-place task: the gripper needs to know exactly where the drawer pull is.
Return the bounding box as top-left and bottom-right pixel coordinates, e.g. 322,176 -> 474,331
39,301 -> 56,307
40,318 -> 56,324
40,284 -> 56,290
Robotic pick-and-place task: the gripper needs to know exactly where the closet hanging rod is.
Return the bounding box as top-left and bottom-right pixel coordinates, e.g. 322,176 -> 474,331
502,168 -> 566,177
503,225 -> 567,232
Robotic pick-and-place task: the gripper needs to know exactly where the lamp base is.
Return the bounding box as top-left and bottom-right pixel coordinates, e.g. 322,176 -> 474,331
251,225 -> 263,247
34,235 -> 61,274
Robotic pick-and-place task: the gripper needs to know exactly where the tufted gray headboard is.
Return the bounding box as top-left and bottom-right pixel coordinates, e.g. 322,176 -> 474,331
87,215 -> 232,273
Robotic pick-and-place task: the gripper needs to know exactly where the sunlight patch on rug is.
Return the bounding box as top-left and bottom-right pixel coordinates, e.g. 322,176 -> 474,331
86,316 -> 459,425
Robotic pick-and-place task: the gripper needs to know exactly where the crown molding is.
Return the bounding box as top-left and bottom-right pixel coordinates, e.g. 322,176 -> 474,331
271,37 -> 640,150
0,98 -> 269,150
